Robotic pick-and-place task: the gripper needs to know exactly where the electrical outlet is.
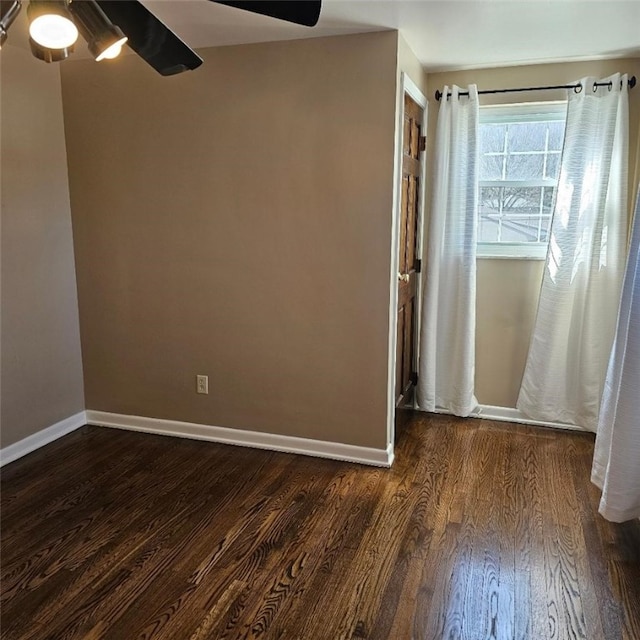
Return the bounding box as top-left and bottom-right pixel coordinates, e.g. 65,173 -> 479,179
196,374 -> 209,394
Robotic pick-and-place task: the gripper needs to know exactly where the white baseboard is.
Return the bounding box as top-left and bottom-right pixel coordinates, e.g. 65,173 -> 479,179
86,410 -> 394,468
473,404 -> 586,432
0,411 -> 87,467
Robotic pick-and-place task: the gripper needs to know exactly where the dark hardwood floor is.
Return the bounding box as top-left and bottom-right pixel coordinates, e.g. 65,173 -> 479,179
1,412 -> 639,639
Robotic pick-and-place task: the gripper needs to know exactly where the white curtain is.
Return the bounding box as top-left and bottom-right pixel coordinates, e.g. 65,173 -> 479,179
591,186 -> 640,522
517,74 -> 629,431
417,85 -> 479,416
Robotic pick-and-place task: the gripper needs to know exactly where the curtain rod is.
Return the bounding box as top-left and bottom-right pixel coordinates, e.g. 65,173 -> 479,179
435,75 -> 636,101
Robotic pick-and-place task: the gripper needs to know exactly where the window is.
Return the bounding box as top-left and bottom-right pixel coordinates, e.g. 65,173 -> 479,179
478,102 -> 567,258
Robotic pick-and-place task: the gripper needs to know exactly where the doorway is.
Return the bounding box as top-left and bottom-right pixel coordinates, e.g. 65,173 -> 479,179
391,75 -> 427,445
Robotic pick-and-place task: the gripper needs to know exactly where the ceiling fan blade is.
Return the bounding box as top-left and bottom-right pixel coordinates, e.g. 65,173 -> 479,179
96,1 -> 203,76
213,1 -> 321,27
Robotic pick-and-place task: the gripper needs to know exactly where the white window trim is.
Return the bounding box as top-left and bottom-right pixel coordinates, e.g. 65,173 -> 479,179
478,101 -> 567,259
477,242 -> 548,260
479,101 -> 567,124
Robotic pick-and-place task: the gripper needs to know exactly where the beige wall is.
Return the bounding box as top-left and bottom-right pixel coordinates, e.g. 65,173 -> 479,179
634,120 -> 640,220
61,32 -> 398,449
475,259 -> 544,407
426,57 -> 640,407
398,34 -> 428,97
0,40 -> 85,448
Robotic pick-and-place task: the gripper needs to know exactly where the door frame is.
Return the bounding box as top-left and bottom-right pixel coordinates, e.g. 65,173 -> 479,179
386,72 -> 428,451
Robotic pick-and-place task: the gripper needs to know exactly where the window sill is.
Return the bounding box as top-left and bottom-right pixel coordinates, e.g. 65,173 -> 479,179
477,242 -> 548,260
477,254 -> 547,261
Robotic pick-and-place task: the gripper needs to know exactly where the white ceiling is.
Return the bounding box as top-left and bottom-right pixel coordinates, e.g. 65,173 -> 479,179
142,0 -> 640,72
5,1 -> 638,70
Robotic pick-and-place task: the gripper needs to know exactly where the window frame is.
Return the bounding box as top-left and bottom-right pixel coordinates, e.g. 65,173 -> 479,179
477,101 -> 567,260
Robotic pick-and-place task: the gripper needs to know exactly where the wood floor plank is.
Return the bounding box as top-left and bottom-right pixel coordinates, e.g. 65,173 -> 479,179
421,420 -> 477,639
372,421 -> 454,640
462,424 -> 507,640
540,436 -> 589,640
166,463 -> 336,640
268,466 -> 386,639
7,439 -> 253,638
39,452 -> 280,639
609,521 -> 640,640
2,415 -> 639,640
513,430 -> 550,640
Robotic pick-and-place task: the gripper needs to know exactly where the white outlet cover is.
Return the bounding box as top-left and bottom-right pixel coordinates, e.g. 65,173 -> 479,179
196,375 -> 208,394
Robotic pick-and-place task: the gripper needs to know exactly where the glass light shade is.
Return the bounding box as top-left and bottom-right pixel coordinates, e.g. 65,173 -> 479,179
29,13 -> 78,49
95,35 -> 127,61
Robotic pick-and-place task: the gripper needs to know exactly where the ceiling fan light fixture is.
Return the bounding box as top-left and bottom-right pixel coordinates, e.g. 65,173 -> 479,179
68,0 -> 127,62
29,35 -> 73,62
0,0 -> 23,49
93,32 -> 126,60
27,0 -> 78,49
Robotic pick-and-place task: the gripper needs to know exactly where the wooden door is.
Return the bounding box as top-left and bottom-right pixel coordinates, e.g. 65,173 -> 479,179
395,93 -> 424,406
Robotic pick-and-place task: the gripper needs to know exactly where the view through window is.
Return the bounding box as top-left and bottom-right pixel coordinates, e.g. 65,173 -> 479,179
478,102 -> 567,258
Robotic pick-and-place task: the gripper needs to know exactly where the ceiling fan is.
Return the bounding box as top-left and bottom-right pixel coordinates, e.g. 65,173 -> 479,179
0,0 -> 322,75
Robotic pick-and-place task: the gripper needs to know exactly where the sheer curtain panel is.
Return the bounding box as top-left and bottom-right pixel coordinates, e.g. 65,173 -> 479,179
517,74 -> 629,431
417,85 -> 479,416
591,186 -> 640,522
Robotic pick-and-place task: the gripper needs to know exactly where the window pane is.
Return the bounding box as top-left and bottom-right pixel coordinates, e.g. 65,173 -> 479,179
479,186 -> 502,211
548,121 -> 565,150
478,186 -> 501,242
500,215 -> 540,242
501,187 -> 546,242
480,154 -> 504,180
545,152 -> 560,179
539,217 -> 552,243
508,122 -> 546,151
477,104 -> 566,253
480,124 -> 506,153
539,187 -> 555,242
502,186 -> 542,214
478,214 -> 501,242
506,153 -> 544,179
543,186 -> 556,212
